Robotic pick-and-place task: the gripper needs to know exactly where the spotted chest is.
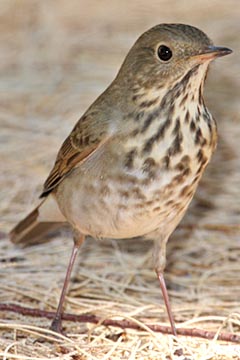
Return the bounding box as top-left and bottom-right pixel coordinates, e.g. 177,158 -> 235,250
56,65 -> 217,239
108,73 -> 218,233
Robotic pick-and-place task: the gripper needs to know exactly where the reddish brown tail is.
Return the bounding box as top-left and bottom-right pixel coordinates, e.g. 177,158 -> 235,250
10,196 -> 68,247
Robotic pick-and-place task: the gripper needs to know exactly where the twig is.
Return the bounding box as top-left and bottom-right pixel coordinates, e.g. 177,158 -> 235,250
0,303 -> 239,343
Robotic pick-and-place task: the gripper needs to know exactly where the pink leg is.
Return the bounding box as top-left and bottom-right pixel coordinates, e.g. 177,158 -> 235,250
156,270 -> 177,336
50,232 -> 85,333
153,238 -> 177,336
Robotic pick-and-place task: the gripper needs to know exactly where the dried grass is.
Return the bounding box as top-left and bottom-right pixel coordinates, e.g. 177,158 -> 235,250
0,1 -> 240,359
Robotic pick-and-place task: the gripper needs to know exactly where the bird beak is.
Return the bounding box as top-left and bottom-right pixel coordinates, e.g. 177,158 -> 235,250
194,46 -> 233,62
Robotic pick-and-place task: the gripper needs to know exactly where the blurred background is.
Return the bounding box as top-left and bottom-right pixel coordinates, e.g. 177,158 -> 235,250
0,1 -> 239,358
0,0 -> 239,227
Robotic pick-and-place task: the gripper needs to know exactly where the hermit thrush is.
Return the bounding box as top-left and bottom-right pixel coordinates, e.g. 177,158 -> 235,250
10,24 -> 232,336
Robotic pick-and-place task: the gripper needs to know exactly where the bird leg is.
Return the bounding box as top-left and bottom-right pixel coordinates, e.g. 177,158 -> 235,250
50,230 -> 85,333
153,239 -> 177,337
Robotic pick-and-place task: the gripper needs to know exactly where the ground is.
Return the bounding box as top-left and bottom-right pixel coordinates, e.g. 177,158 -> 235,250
0,1 -> 240,359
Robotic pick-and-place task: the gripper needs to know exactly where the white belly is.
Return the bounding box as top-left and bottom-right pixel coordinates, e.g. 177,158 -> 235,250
56,163 -> 199,240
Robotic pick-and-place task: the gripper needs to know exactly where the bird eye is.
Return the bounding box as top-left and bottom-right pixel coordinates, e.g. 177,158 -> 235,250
157,45 -> 172,61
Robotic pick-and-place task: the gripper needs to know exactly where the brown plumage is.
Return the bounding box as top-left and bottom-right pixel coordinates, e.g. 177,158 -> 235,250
10,23 -> 232,336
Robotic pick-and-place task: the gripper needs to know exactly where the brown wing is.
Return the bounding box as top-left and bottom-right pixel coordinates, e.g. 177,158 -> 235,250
40,114 -> 109,197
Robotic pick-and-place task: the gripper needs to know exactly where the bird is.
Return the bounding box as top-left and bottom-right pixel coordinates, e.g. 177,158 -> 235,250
10,23 -> 232,336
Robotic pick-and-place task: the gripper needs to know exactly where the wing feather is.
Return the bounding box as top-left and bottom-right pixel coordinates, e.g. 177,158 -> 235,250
40,114 -> 109,197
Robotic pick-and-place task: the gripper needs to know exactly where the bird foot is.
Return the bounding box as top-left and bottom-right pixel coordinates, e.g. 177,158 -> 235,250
49,317 -> 66,336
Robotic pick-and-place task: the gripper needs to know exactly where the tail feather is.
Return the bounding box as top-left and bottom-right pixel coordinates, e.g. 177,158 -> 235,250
10,196 -> 67,246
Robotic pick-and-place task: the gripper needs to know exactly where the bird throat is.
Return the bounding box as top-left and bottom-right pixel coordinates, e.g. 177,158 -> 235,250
126,63 -> 217,172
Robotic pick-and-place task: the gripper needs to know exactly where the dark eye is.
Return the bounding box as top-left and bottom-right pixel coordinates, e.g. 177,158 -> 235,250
157,45 -> 172,61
